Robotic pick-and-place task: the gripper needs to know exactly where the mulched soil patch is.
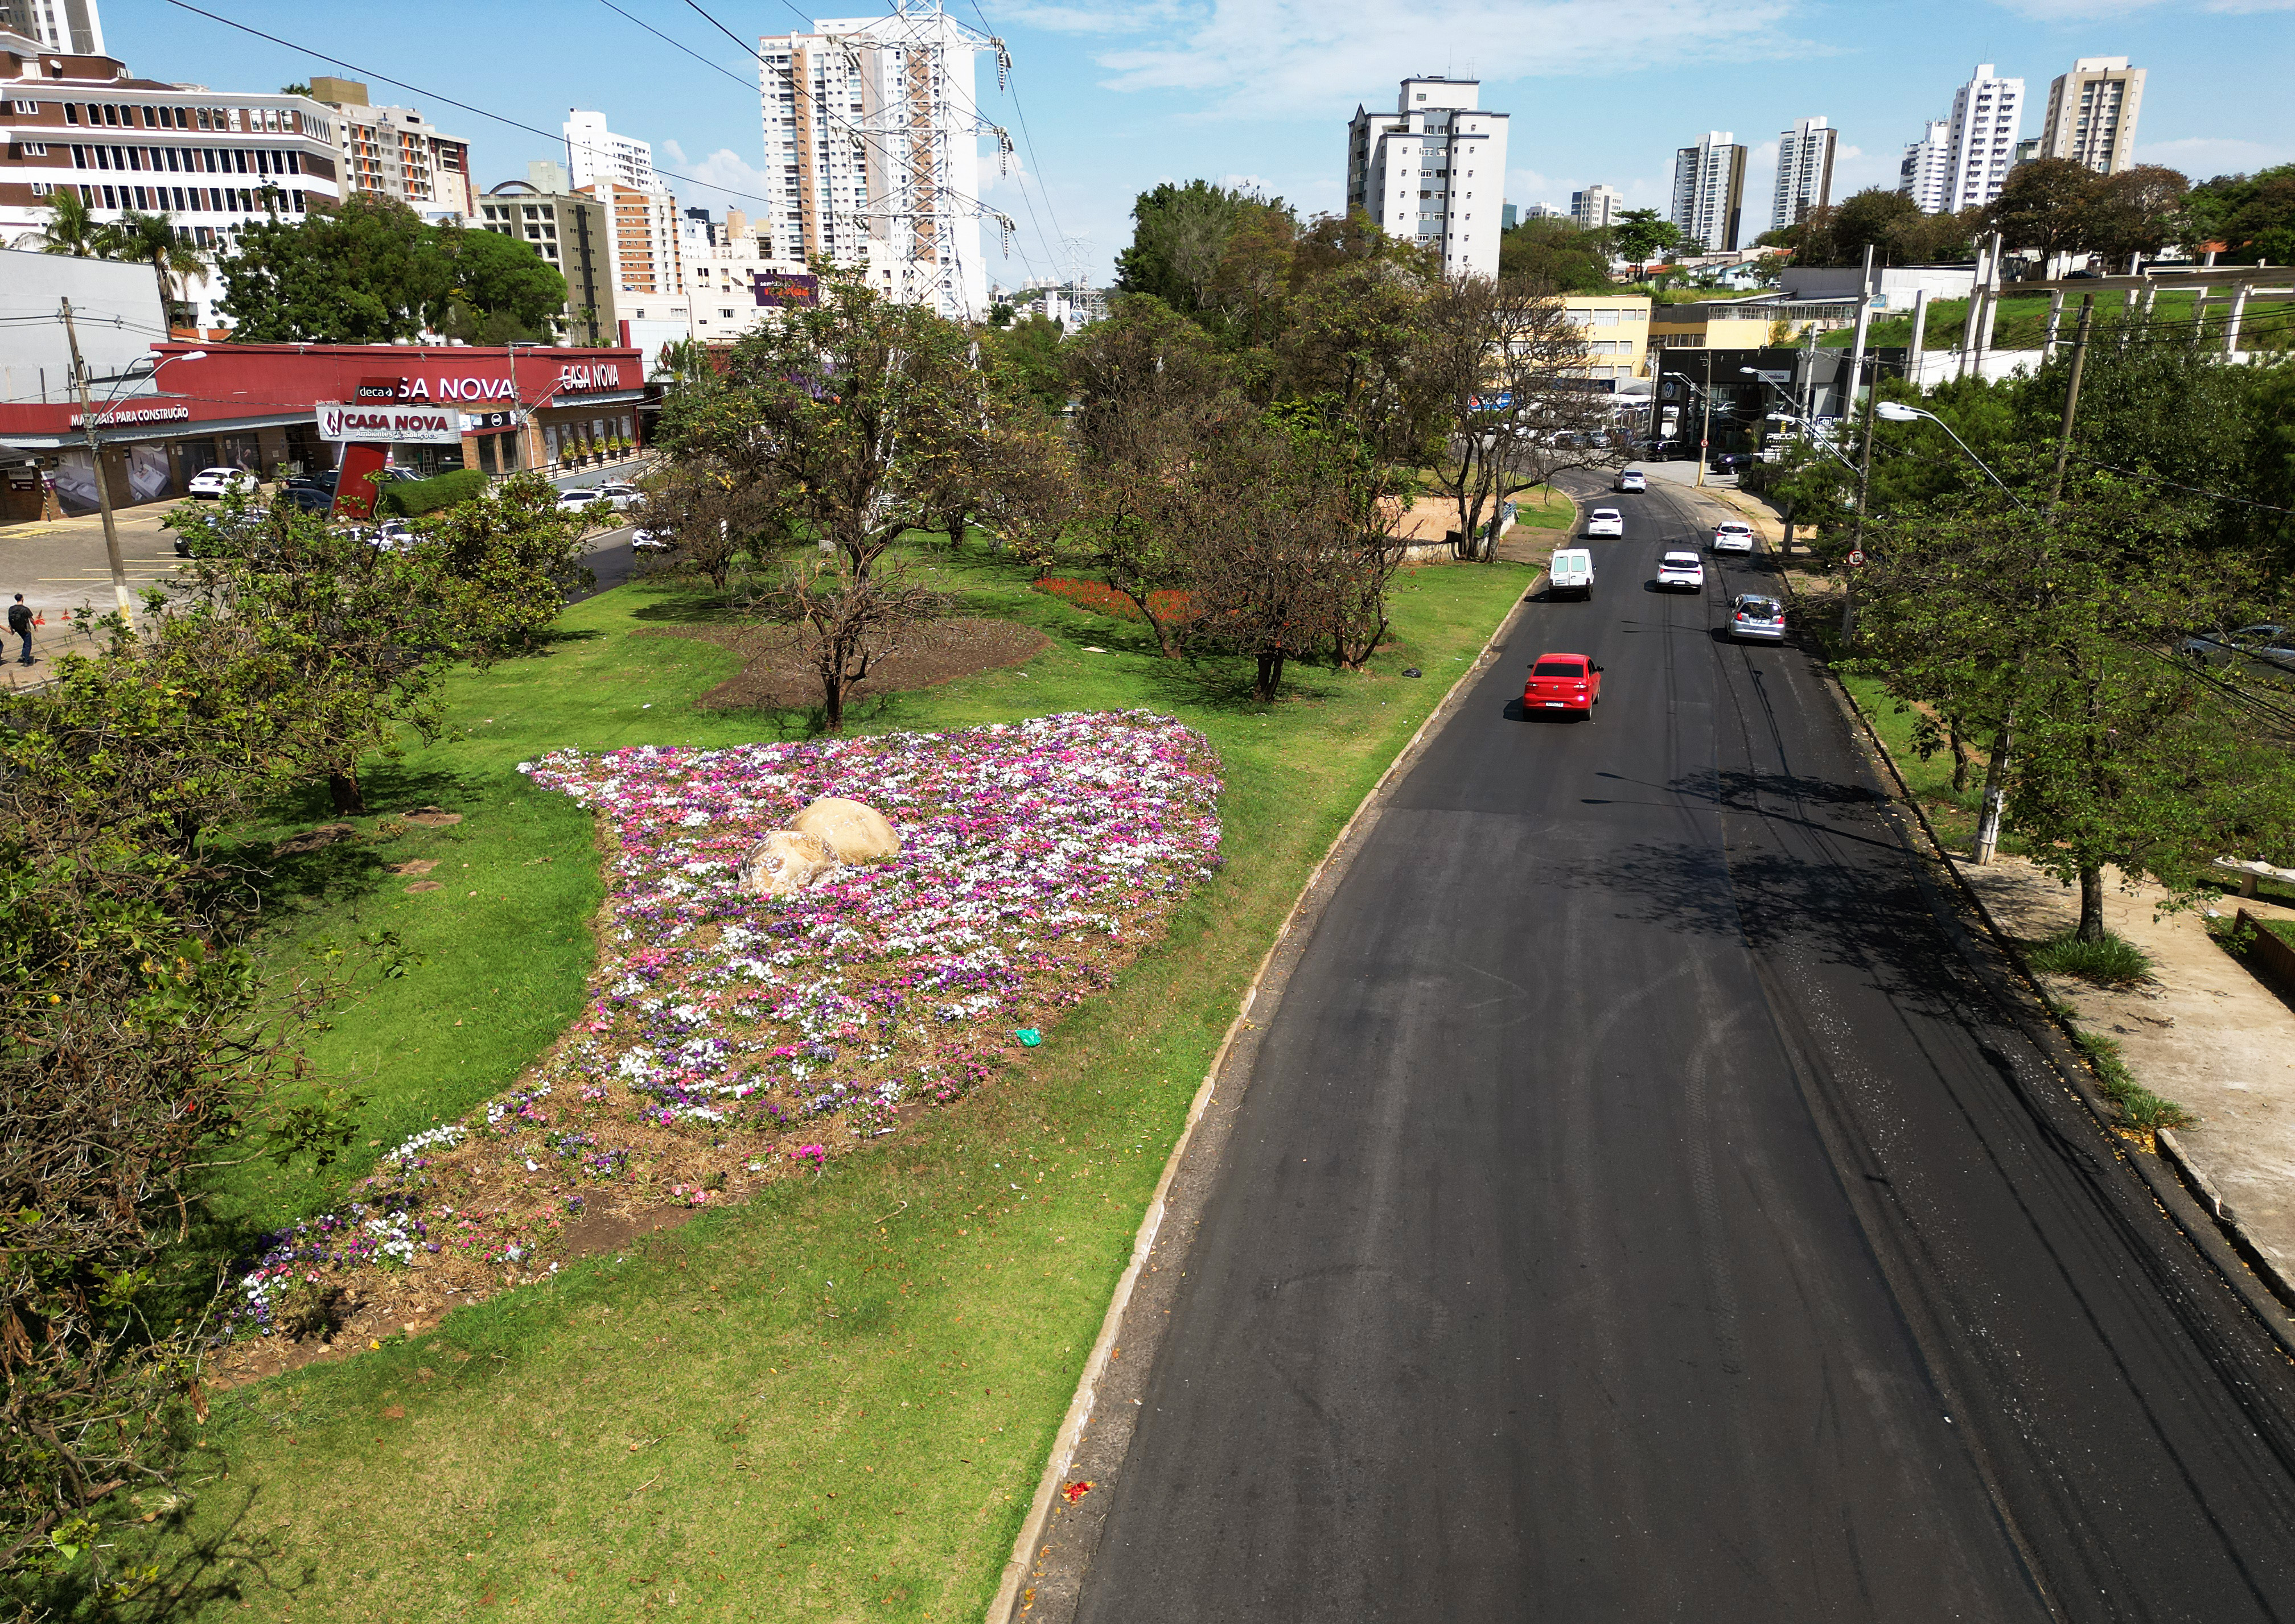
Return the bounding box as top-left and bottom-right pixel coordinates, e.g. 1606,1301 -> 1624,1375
631,616 -> 1048,710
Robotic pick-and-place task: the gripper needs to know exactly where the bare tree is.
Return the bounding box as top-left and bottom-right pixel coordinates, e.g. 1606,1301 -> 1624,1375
631,460 -> 791,593
1418,276 -> 1604,561
771,557 -> 948,731
1190,424 -> 1362,702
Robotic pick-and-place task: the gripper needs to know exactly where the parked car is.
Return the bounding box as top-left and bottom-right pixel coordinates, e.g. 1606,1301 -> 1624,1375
1614,469 -> 1647,493
1656,551 -> 1705,591
596,481 -> 642,512
1729,594 -> 1787,641
279,486 -> 333,516
1584,507 -> 1624,539
631,526 -> 674,553
1706,450 -> 1754,475
285,470 -> 339,497
1523,652 -> 1603,719
186,465 -> 257,500
2182,623 -> 2295,674
1712,520 -> 1755,555
1548,548 -> 1594,601
556,488 -> 607,514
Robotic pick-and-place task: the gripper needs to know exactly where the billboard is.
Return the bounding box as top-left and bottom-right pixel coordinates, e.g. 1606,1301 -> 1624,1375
316,402 -> 466,444
752,271 -> 820,308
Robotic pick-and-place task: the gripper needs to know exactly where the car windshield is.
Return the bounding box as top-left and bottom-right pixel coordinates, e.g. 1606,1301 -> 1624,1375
1594,510 -> 1618,518
1532,660 -> 1585,678
1738,599 -> 1779,616
1663,554 -> 1699,566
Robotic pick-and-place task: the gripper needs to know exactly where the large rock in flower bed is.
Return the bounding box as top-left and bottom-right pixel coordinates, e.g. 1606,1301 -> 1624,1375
738,829 -> 841,896
792,796 -> 902,863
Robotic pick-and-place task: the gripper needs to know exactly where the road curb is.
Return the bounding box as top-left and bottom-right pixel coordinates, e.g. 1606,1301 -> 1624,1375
986,564 -> 1544,1624
1818,665 -> 2295,1363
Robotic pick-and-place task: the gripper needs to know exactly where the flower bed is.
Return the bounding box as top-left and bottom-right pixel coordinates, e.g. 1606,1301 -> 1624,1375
221,711 -> 1222,1339
1031,576 -> 1202,627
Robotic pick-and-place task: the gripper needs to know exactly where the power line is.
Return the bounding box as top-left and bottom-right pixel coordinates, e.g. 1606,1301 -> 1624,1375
964,0 -> 1069,252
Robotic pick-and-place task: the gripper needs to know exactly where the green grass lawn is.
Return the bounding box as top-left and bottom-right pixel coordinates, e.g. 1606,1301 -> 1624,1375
132,540 -> 1536,1624
1510,483 -> 1574,530
1820,289 -> 2293,354
1837,673 -> 2023,859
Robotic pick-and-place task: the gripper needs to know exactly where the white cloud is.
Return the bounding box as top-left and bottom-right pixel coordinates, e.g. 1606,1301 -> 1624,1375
1080,0 -> 1812,117
1988,0 -> 2291,15
657,139 -> 776,213
2136,135 -> 2295,176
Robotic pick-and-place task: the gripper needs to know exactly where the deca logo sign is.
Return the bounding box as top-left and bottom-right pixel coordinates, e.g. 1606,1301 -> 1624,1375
316,402 -> 466,444
354,373 -> 520,403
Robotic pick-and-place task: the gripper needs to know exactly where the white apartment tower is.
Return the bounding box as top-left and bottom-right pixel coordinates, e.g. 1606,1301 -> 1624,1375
756,2 -> 1002,320
564,109 -> 659,194
1898,119 -> 1952,213
309,77 -> 475,218
1670,131 -> 1747,252
1771,116 -> 1836,231
0,0 -> 100,53
1345,76 -> 1510,279
2040,57 -> 2144,175
1943,64 -> 2023,213
1571,183 -> 1622,231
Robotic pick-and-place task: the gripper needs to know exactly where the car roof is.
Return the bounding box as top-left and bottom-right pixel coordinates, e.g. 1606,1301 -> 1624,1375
1717,519 -> 1751,529
1662,550 -> 1701,562
1532,651 -> 1589,664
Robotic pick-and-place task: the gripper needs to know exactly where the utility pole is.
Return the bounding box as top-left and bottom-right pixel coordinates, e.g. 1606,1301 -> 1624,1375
1973,293 -> 2093,864
60,298 -> 135,629
1694,345 -> 1713,487
1839,349 -> 1880,643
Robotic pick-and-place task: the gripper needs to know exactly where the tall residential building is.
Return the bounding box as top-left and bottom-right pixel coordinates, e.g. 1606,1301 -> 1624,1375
1898,119 -> 1952,213
2040,57 -> 2144,175
1344,76 -> 1511,279
756,4 -> 995,319
1571,183 -> 1622,230
1942,63 -> 2023,213
307,77 -> 474,218
1669,131 -> 1746,252
1771,116 -> 1836,230
563,109 -> 657,194
0,0 -> 99,54
474,164 -> 618,345
0,35 -> 342,249
579,179 -> 684,299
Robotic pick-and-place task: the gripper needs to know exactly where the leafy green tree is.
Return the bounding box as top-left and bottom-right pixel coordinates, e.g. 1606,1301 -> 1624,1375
1610,208 -> 1680,266
2074,166 -> 2189,266
1984,159 -> 2098,260
985,311 -> 1069,414
628,460 -> 789,593
434,223 -> 567,339
1114,180 -> 1281,315
218,194 -> 451,343
405,471 -> 593,652
1498,216 -> 1614,292
2183,164 -> 2295,263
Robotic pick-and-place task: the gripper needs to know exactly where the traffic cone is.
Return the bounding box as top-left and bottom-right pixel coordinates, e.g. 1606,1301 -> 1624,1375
31,614 -> 43,626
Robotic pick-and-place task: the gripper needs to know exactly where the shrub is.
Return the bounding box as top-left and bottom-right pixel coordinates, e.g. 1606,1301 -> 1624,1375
2072,1029 -> 2193,1131
2025,929 -> 2153,985
379,467 -> 490,517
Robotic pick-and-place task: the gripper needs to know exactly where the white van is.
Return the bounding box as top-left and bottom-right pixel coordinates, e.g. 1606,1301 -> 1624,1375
1549,549 -> 1594,601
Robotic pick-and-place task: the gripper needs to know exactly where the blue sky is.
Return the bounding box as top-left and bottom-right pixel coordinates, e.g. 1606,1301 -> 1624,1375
116,0 -> 2293,286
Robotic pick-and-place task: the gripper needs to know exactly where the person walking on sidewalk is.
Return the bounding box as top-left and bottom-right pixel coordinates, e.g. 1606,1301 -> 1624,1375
7,595 -> 32,666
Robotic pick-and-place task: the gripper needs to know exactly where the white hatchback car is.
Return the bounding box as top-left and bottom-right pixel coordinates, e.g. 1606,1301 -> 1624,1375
1615,469 -> 1647,493
1713,520 -> 1755,555
1657,551 -> 1705,591
1585,508 -> 1624,538
186,465 -> 257,499
556,487 -> 607,514
596,481 -> 642,512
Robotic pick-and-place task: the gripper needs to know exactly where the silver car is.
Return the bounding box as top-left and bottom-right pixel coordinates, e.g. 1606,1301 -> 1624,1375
1730,593 -> 1786,641
2182,623 -> 2295,675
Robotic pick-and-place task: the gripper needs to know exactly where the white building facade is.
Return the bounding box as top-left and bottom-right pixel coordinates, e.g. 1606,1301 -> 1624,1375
309,77 -> 473,219
1344,76 -> 1510,279
2040,56 -> 2144,175
1898,119 -> 1952,213
1670,130 -> 1746,252
564,109 -> 658,194
755,3 -> 998,320
1571,183 -> 1622,230
1771,116 -> 1836,231
0,0 -> 98,53
1942,64 -> 2023,213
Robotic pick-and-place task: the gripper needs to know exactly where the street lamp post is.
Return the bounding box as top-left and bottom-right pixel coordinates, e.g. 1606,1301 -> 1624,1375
58,300 -> 206,630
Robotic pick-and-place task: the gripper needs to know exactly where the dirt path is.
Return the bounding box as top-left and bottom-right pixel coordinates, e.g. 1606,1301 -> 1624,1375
1954,856 -> 2295,1279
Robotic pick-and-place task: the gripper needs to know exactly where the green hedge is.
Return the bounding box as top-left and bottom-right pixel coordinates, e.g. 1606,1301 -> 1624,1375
376,468 -> 489,517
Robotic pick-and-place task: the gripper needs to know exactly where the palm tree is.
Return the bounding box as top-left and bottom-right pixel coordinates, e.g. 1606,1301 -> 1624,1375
103,210 -> 211,332
18,188 -> 108,257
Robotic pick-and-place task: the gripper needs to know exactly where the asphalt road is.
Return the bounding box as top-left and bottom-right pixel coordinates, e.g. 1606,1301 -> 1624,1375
1072,476 -> 2295,1622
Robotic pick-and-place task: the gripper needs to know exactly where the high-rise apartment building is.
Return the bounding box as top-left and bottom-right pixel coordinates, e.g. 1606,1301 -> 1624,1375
1571,183 -> 1622,231
0,34 -> 341,249
1345,76 -> 1511,279
2039,57 -> 2144,175
1898,119 -> 1952,213
474,163 -> 618,345
756,4 -> 995,319
0,0 -> 99,54
563,109 -> 657,195
1670,131 -> 1746,252
1942,64 -> 2022,213
579,179 -> 684,299
1771,116 -> 1836,230
308,77 -> 473,218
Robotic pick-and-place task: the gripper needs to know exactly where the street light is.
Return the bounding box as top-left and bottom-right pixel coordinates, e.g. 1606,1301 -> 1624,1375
1874,401 -> 2028,510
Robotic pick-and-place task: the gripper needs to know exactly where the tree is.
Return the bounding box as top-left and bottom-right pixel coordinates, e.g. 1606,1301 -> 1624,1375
1610,208 -> 1681,267
217,194 -> 452,343
629,460 -> 789,593
2074,166 -> 2189,266
985,311 -> 1069,415
1498,217 -> 1615,292
1114,180 -> 1284,318
434,222 -> 567,340
1419,275 -> 1602,560
771,557 -> 947,731
2184,164 -> 2295,263
102,209 -> 209,327
405,471 -> 593,653
15,188 -> 108,258
1984,159 -> 2099,261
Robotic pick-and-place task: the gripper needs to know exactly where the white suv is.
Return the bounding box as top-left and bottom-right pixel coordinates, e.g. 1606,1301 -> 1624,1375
1657,551 -> 1705,591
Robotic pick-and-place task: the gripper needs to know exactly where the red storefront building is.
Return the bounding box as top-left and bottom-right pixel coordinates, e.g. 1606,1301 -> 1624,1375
0,342 -> 647,524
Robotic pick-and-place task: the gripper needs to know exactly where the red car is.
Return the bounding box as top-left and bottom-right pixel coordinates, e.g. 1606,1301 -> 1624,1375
1524,652 -> 1603,719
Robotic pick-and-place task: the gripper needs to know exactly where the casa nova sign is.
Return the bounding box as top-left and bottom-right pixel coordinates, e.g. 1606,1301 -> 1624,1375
315,402 -> 466,444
